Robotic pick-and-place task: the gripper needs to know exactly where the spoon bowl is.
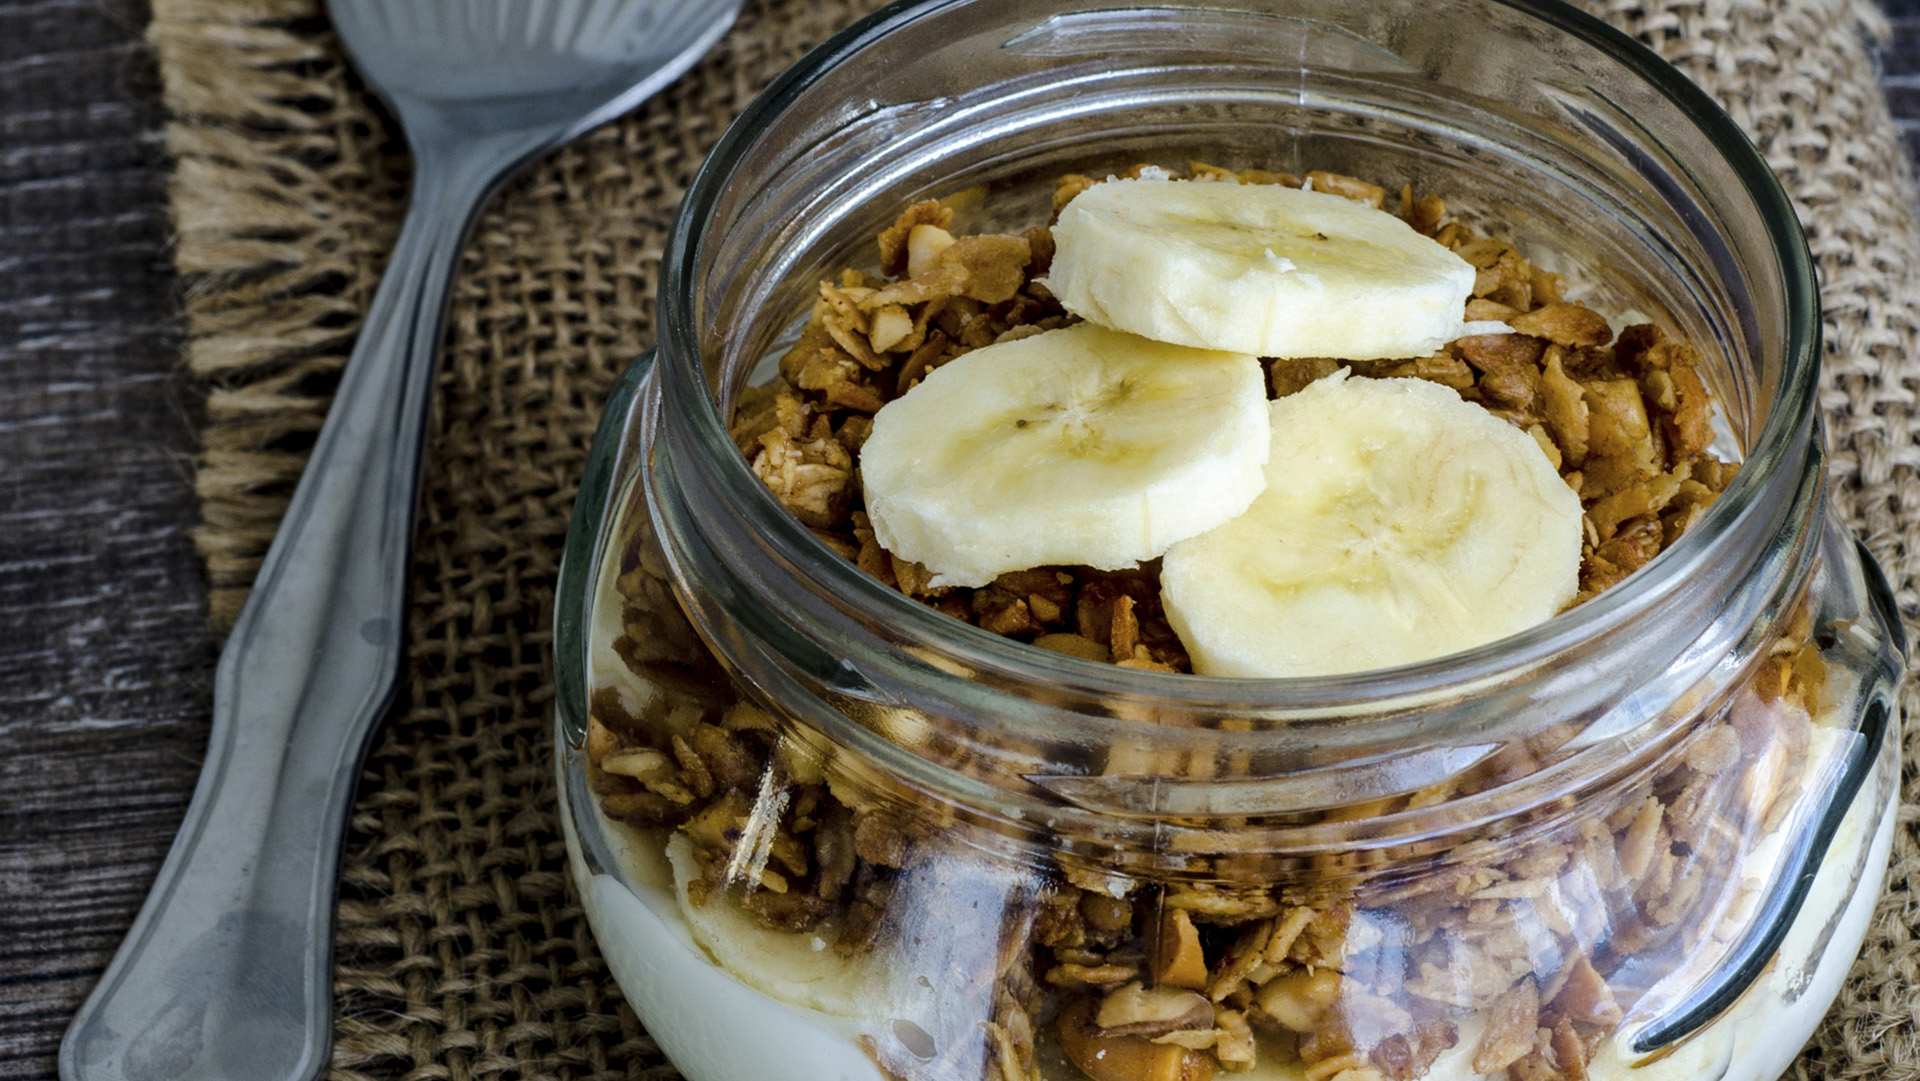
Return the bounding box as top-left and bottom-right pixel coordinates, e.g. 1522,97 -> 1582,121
329,0 -> 740,144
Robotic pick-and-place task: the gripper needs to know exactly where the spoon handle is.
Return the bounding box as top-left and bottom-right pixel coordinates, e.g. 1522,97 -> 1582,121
60,144 -> 498,1081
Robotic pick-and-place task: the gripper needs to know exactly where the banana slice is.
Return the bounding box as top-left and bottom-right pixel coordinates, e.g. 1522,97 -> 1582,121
665,834 -> 881,1018
1046,177 -> 1476,359
860,322 -> 1270,589
1161,371 -> 1582,678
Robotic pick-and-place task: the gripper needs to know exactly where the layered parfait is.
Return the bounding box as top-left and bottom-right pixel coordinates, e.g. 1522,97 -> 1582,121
575,165 -> 1884,1081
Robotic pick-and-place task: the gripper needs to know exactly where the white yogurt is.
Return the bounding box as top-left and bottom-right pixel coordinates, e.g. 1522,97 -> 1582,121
561,780 -> 886,1081
563,734 -> 1894,1081
1590,778 -> 1895,1081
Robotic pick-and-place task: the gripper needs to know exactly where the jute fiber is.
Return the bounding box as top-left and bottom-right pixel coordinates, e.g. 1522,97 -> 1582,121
146,0 -> 1920,1076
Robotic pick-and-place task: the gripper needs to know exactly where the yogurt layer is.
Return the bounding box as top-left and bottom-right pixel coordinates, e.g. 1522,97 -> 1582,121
562,727 -> 1893,1081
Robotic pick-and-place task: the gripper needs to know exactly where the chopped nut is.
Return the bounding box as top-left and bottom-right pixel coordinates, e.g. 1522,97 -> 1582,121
852,810 -> 910,867
1111,595 -> 1141,663
1169,883 -> 1283,920
729,380 -> 788,456
906,223 -> 958,279
1684,723 -> 1742,776
1615,797 -> 1664,881
1538,349 -> 1590,467
984,1017 -> 1034,1081
1641,367 -> 1678,413
1253,969 -> 1341,1032
1262,907 -> 1318,966
1531,266 -> 1567,305
1097,982 -> 1216,1037
835,415 -> 874,453
1059,997 -> 1217,1081
877,200 -> 954,275
1372,354 -> 1476,391
1465,298 -> 1519,323
979,594 -> 1042,637
824,380 -> 886,414
1116,647 -> 1179,672
1303,1054 -> 1374,1081
1211,1007 -> 1256,1067
1370,1022 -> 1459,1081
1208,919 -> 1274,1003
1054,173 -> 1099,215
1307,170 -> 1386,208
1471,250 -> 1533,308
864,262 -> 971,309
894,329 -> 951,395
1081,891 -> 1135,936
1156,908 -> 1209,991
1050,963 -> 1141,989
1272,357 -> 1341,397
789,347 -> 861,395
1457,236 -> 1516,270
1034,633 -> 1111,662
1024,225 -> 1056,276
1527,425 -> 1563,470
1584,467 -> 1684,542
1403,188 -> 1447,235
585,715 -> 619,765
1151,1029 -> 1218,1051
1580,378 -> 1659,493
935,233 -> 1033,304
1551,1018 -> 1591,1081
1551,954 -> 1623,1027
1509,303 -> 1613,347
1187,160 -> 1241,183
1477,364 -> 1541,410
891,555 -> 937,598
1455,333 -> 1546,373
750,426 -> 852,529
597,788 -> 690,827
869,304 -> 917,353
1472,977 -> 1540,1073
1664,359 -> 1716,460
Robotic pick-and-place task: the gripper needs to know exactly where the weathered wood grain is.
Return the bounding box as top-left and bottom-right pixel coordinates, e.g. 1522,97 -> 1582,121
1886,2 -> 1920,168
0,0 -> 216,1077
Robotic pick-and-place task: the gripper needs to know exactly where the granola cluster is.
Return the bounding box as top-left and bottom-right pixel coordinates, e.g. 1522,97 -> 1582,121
1018,628 -> 1824,1081
583,167 -> 1825,1081
730,164 -> 1736,671
588,594 -> 1827,1081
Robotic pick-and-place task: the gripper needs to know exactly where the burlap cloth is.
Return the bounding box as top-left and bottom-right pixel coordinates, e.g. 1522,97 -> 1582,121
145,0 -> 1920,1076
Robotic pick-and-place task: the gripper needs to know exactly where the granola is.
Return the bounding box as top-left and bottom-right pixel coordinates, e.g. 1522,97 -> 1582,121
734,165 -> 1736,671
588,626 -> 1827,1081
584,167 -> 1825,1081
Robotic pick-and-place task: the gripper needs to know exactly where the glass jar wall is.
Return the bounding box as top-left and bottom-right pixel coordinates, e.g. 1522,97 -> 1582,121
551,3 -> 1908,1081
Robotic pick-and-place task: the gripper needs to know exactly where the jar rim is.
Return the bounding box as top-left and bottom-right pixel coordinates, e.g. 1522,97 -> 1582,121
654,0 -> 1820,708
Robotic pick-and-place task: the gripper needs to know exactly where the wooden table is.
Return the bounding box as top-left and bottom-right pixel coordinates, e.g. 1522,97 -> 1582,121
2,0 -> 1918,1076
0,1 -> 213,1073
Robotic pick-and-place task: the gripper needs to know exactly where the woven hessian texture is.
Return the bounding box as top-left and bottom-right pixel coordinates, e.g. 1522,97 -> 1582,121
147,0 -> 1920,1077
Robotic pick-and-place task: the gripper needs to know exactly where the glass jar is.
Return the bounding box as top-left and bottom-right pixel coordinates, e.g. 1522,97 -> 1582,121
551,3 -> 1907,1081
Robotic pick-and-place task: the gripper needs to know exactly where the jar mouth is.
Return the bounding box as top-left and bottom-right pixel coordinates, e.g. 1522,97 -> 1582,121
654,0 -> 1819,712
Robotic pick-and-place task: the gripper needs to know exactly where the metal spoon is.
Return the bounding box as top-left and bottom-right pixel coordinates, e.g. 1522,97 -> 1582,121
61,1 -> 740,1077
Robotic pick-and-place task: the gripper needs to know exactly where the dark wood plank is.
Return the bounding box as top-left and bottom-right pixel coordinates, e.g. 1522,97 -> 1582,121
1882,0 -> 1920,166
0,0 -> 216,1077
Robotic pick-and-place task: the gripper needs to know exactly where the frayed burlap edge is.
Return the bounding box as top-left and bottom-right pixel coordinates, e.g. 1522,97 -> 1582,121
148,0 -> 1920,1076
150,0 -> 408,628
